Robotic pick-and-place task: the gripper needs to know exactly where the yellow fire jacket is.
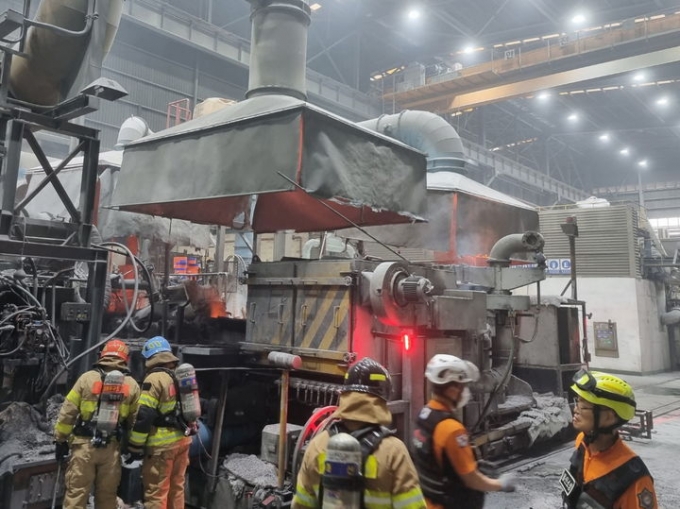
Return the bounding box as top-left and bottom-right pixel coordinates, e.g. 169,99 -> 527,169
128,352 -> 190,451
292,392 -> 426,509
54,357 -> 140,444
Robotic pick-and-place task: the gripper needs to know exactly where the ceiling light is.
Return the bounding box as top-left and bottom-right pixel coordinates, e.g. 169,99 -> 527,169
632,72 -> 645,82
620,148 -> 630,156
407,8 -> 421,20
599,133 -> 610,142
656,96 -> 669,106
567,113 -> 579,122
638,159 -> 648,168
537,91 -> 550,101
310,2 -> 322,11
571,13 -> 587,25
462,45 -> 475,54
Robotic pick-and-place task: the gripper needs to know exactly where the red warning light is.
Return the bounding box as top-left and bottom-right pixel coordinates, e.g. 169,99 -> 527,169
403,332 -> 412,352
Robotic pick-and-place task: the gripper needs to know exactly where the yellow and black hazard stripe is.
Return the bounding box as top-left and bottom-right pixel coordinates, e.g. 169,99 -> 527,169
297,287 -> 349,352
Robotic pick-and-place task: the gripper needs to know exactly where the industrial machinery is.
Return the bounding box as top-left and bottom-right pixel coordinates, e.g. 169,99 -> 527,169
1,1 -> 579,509
108,1 -> 576,508
0,1 -> 127,508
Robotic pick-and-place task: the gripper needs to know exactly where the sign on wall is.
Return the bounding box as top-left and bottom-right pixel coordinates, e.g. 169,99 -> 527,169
593,321 -> 619,358
546,258 -> 572,275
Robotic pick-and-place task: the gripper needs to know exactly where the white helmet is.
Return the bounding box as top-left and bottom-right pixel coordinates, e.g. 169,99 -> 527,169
425,354 -> 480,385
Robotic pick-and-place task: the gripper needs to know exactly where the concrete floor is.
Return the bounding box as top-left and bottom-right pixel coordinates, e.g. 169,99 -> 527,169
486,371 -> 680,509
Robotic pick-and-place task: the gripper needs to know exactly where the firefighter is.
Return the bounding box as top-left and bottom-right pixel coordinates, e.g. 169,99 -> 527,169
561,369 -> 658,509
125,336 -> 197,509
412,354 -> 516,509
292,357 -> 427,509
54,339 -> 140,509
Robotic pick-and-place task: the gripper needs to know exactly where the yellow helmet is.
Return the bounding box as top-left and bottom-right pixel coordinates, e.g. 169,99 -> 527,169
571,370 -> 636,422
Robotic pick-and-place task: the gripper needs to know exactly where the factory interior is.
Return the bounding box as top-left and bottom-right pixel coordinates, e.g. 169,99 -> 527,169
1,0 -> 680,508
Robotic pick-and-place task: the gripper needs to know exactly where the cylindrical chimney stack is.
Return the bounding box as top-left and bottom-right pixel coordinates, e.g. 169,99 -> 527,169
246,0 -> 311,101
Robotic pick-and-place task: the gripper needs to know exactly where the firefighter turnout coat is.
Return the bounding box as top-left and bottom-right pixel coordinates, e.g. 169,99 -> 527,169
292,391 -> 426,509
54,356 -> 140,445
54,356 -> 140,509
128,352 -> 190,451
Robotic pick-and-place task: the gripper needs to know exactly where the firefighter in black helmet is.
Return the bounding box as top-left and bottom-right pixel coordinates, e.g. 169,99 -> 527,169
293,357 -> 426,509
342,357 -> 393,399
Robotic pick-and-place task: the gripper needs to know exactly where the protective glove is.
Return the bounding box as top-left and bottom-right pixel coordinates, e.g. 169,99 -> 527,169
498,472 -> 517,493
54,441 -> 69,463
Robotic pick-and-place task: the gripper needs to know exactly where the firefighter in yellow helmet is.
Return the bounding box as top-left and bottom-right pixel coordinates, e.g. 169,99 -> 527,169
561,369 -> 658,509
292,357 -> 426,509
54,339 -> 140,509
125,337 -> 198,509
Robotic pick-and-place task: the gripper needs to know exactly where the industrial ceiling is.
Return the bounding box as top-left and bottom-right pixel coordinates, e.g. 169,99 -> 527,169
155,0 -> 680,193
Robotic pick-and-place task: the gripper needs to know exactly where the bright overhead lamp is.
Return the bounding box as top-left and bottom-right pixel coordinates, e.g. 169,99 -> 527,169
537,91 -> 550,101
599,133 -> 610,142
462,44 -> 475,54
656,96 -> 669,106
571,13 -> 587,25
567,113 -> 579,122
632,72 -> 645,82
407,8 -> 421,20
620,147 -> 630,156
638,159 -> 648,168
310,2 -> 322,11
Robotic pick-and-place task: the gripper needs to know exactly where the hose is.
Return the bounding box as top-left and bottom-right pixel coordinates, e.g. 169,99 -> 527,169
39,243 -> 141,401
117,251 -> 154,334
471,325 -> 518,434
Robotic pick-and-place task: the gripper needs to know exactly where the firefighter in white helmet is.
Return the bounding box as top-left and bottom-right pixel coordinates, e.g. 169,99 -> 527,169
125,336 -> 200,509
292,357 -> 426,509
412,355 -> 516,509
54,339 -> 140,509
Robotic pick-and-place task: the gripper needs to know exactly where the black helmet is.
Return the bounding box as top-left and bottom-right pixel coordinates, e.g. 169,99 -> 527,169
341,358 -> 392,401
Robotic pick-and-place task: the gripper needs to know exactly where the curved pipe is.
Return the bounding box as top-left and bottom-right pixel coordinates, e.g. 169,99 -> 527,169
10,0 -> 124,106
662,308 -> 680,326
358,110 -> 467,174
488,231 -> 545,266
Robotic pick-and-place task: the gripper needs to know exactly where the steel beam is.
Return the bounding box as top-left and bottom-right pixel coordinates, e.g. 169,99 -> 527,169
418,47 -> 680,112
463,138 -> 589,202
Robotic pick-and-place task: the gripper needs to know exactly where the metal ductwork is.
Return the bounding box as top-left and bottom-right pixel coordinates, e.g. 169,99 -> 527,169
488,232 -> 545,266
246,0 -> 311,100
662,308 -> 680,326
111,0 -> 427,232
358,110 -> 466,174
115,116 -> 153,149
9,0 -> 124,106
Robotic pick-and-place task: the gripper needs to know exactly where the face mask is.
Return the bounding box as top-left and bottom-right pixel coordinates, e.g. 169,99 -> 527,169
456,386 -> 471,409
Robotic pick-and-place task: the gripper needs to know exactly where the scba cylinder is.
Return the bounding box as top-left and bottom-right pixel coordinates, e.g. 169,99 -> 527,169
322,432 -> 362,509
96,370 -> 125,434
176,363 -> 201,422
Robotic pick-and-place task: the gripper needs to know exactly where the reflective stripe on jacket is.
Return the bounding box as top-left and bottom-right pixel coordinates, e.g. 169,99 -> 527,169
128,370 -> 186,450
54,359 -> 140,444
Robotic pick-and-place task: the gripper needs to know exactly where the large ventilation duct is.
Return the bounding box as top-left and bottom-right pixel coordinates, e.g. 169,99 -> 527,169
247,0 -> 310,100
111,0 -> 427,232
662,308 -> 680,326
9,0 -> 124,106
337,111 -> 537,255
358,111 -> 466,174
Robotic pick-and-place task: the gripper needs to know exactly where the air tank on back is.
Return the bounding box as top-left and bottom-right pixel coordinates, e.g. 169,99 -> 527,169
9,0 -> 124,106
